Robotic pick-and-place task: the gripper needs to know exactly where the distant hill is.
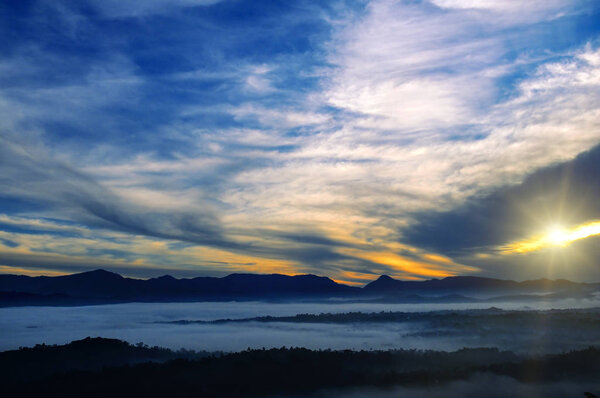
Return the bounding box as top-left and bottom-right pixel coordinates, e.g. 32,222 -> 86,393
0,269 -> 597,306
0,269 -> 359,305
363,274 -> 596,297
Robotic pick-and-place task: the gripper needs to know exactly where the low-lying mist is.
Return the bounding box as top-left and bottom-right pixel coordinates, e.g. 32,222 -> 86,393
310,374 -> 600,398
2,299 -> 599,354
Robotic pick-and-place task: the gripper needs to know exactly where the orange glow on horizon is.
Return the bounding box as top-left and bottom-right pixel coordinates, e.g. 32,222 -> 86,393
339,248 -> 473,279
0,265 -> 69,277
331,278 -> 365,286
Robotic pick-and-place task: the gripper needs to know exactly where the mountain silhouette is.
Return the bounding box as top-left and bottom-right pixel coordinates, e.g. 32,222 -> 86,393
363,275 -> 402,291
363,274 -> 592,296
0,269 -> 358,304
0,270 -> 597,306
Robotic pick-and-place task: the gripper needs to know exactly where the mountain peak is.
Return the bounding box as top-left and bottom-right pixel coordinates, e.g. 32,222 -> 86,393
364,274 -> 402,291
76,269 -> 123,279
155,275 -> 176,281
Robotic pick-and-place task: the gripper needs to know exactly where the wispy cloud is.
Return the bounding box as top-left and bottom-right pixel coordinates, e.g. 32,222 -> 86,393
85,0 -> 224,19
0,0 -> 599,282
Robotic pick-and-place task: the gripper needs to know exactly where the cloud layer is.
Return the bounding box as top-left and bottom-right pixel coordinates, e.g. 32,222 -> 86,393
1,0 -> 599,282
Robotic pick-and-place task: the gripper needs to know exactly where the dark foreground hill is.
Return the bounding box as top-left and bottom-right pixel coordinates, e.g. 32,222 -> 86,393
1,338 -> 599,397
0,336 -> 209,383
0,269 -> 598,306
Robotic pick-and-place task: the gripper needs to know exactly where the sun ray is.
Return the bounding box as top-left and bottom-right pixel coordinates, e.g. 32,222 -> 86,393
499,220 -> 600,254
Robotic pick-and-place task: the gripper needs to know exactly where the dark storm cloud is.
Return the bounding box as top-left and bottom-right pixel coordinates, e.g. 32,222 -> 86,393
403,143 -> 600,255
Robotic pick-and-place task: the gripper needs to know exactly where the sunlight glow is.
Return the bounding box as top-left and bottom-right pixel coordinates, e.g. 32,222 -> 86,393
500,221 -> 600,254
547,226 -> 570,246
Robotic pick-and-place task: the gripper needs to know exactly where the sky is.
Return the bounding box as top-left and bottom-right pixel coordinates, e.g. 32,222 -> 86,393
1,0 -> 600,284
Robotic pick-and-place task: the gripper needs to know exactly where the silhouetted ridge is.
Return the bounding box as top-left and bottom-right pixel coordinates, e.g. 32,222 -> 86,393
154,275 -> 176,281
362,274 -> 595,295
364,274 -> 403,291
0,269 -> 358,304
76,269 -> 123,279
0,269 -> 597,306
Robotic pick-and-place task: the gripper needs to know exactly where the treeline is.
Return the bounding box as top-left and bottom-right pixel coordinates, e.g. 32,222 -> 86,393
0,337 -> 210,383
166,308 -> 600,329
1,338 -> 599,397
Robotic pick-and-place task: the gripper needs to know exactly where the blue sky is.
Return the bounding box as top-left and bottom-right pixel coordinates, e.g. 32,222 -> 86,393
1,0 -> 600,283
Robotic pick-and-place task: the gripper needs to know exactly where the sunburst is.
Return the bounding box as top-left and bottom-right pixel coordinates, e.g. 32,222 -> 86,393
500,221 -> 600,254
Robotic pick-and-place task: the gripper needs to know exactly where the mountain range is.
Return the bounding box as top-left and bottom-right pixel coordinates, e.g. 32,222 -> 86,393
0,269 -> 598,306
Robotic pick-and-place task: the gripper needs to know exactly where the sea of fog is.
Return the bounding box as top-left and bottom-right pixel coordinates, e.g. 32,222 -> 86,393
310,375 -> 600,398
2,299 -> 599,353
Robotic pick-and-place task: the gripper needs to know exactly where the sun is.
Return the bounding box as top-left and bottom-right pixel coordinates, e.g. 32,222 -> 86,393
501,220 -> 600,254
546,226 -> 570,246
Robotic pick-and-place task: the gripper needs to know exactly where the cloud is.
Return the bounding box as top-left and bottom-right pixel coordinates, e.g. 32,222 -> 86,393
403,143 -> 600,253
314,4 -> 600,218
244,65 -> 275,93
324,0 -> 510,131
230,104 -> 331,128
0,137 -> 233,249
1,0 -> 600,282
325,0 -> 597,131
86,0 -> 224,19
431,0 -> 572,14
401,143 -> 600,280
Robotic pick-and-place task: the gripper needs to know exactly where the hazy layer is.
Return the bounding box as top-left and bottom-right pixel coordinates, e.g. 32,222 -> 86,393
2,299 -> 599,353
311,374 -> 600,398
